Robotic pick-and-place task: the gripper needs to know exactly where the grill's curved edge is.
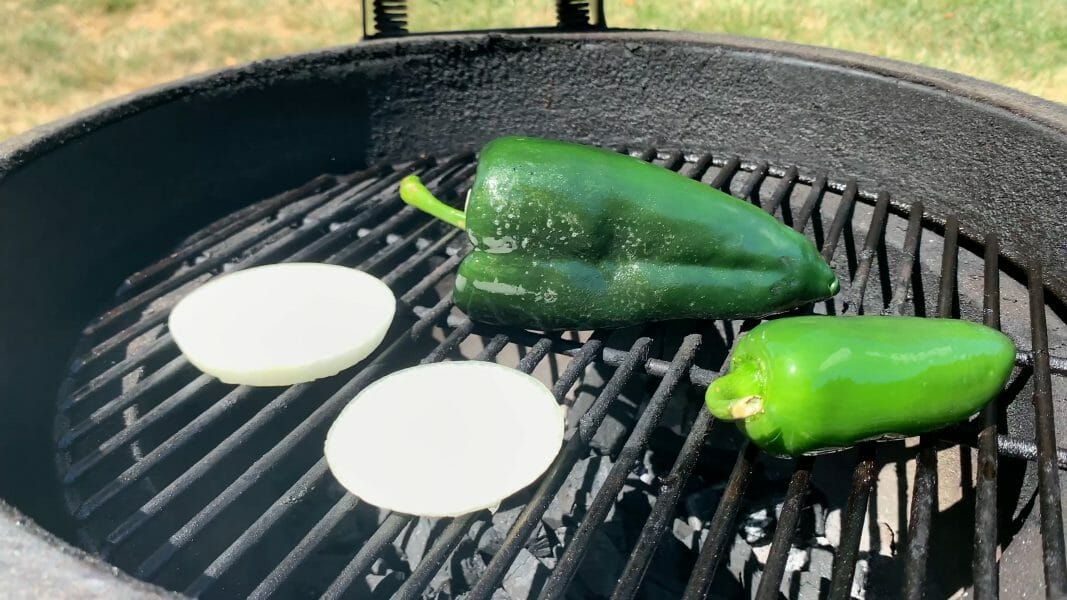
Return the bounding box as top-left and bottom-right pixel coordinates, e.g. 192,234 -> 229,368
3,31 -> 1067,176
0,500 -> 177,599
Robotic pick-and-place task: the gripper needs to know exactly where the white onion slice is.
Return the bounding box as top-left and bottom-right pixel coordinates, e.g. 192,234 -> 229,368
168,263 -> 395,386
325,362 -> 564,517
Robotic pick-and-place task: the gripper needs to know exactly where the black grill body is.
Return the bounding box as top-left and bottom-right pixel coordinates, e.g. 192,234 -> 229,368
1,32 -> 1067,599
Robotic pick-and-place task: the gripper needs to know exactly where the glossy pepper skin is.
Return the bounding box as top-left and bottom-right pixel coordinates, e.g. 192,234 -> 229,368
705,316 -> 1016,456
400,136 -> 839,331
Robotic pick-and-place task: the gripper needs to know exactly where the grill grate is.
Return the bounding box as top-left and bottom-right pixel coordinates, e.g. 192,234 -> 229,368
54,147 -> 1067,598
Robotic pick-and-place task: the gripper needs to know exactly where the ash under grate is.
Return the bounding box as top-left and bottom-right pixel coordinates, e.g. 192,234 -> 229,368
54,147 -> 1067,599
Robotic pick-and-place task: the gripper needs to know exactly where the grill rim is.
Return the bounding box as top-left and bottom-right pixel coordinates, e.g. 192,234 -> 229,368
0,500 -> 174,599
3,29 -> 1067,600
3,30 -> 1067,176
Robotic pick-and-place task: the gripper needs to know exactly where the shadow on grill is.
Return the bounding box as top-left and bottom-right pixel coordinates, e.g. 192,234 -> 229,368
53,147 -> 1067,599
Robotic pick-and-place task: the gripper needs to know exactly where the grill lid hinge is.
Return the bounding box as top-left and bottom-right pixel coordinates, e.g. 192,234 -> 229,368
360,0 -> 606,39
363,0 -> 408,39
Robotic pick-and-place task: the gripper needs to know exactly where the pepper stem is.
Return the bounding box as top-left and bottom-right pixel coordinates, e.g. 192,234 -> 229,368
728,395 -> 764,419
399,175 -> 466,230
705,362 -> 764,421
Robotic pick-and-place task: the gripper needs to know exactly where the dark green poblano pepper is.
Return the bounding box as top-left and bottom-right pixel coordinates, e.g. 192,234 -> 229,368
400,136 -> 839,330
705,316 -> 1016,456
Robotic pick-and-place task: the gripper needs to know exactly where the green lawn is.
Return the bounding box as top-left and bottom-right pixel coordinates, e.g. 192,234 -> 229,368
2,0 -> 1065,140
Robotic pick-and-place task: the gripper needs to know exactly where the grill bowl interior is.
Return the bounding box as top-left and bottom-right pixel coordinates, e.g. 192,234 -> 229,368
48,147 -> 1067,599
2,32 -> 1067,598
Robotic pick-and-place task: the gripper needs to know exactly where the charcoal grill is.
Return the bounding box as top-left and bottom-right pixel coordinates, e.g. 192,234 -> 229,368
2,2 -> 1067,598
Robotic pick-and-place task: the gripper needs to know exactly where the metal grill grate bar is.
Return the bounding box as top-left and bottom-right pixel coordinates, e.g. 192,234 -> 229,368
72,384 -> 257,520
937,215 -> 958,316
828,445 -> 877,599
662,150 -> 685,171
396,515 -> 478,600
903,443 -> 938,600
885,203 -> 925,315
820,180 -> 858,264
421,318 -> 476,365
58,354 -> 194,449
842,191 -> 891,314
62,372 -> 214,482
538,334 -> 702,599
681,442 -> 758,599
973,234 -> 1002,599
764,166 -> 798,216
792,173 -> 827,233
320,513 -> 412,600
992,435 -> 1067,467
709,155 -> 741,191
635,148 -> 658,162
902,210 -> 951,598
823,198 -> 927,598
1029,264 -> 1067,597
464,337 -> 640,599
400,249 -> 469,307
391,338 -> 555,599
682,154 -> 712,184
739,161 -> 769,206
182,459 -> 332,597
611,408 -> 715,599
657,149 -> 682,170
472,333 -> 514,362
245,476 -> 361,600
754,458 -> 815,600
62,333 -> 176,410
687,154 -> 715,183
1018,351 -> 1067,374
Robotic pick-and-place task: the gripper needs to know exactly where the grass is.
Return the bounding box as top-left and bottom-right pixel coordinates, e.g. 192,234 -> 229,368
2,0 -> 1065,140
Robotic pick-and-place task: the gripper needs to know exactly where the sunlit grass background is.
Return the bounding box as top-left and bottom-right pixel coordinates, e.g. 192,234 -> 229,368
3,0 -> 1066,140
